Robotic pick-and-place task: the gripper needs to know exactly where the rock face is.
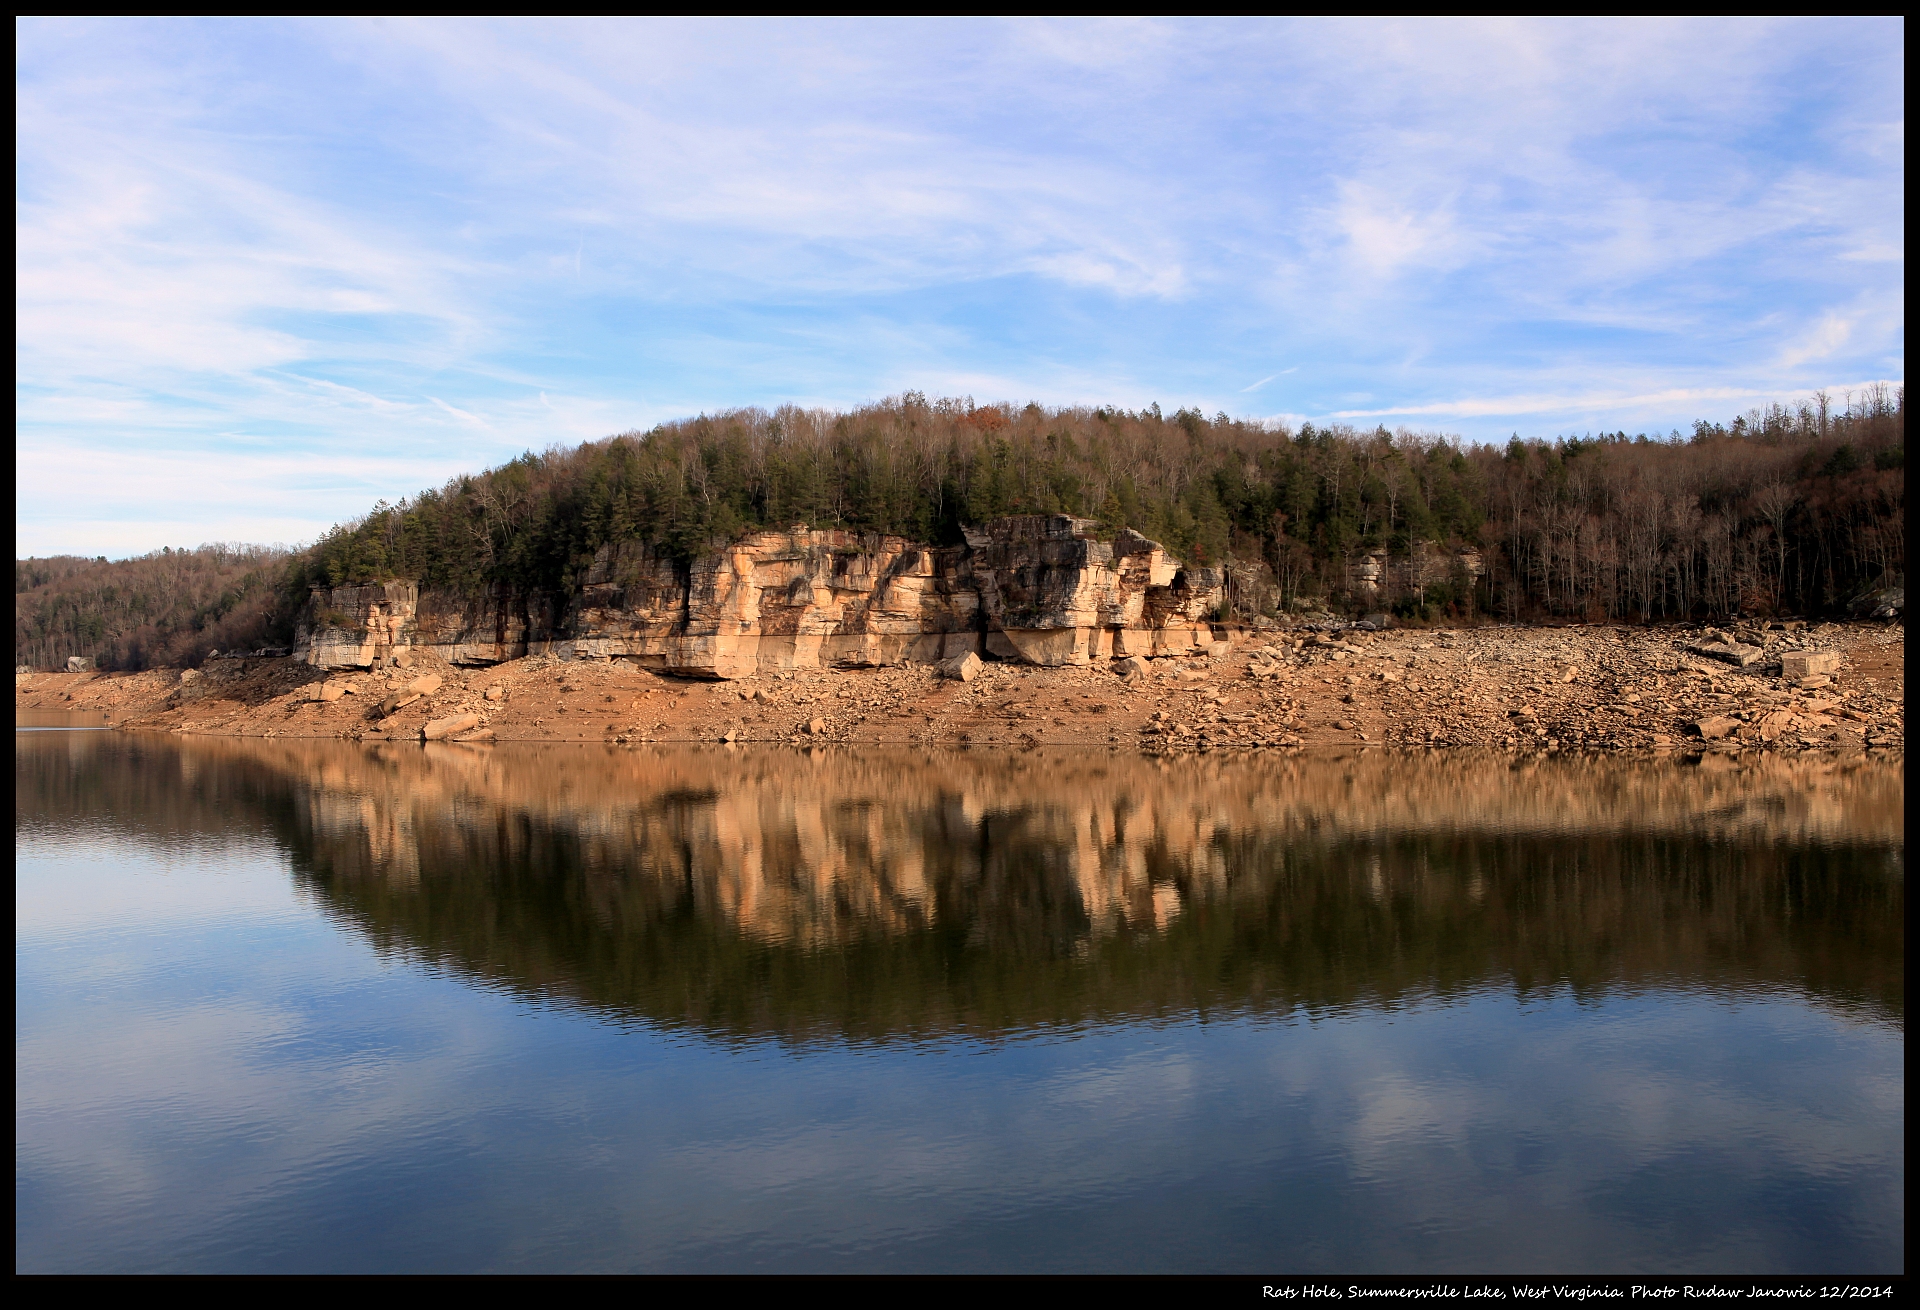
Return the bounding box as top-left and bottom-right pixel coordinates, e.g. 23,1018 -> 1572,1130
1349,543 -> 1483,600
296,516 -> 1226,676
1849,586 -> 1904,620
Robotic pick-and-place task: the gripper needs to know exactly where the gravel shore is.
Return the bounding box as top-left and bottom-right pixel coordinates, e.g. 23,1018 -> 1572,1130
18,620 -> 1904,757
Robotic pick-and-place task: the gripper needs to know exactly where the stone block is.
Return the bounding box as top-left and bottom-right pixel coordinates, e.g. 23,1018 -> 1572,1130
378,690 -> 422,718
1779,650 -> 1841,679
1691,715 -> 1740,739
938,651 -> 982,682
1694,641 -> 1765,668
421,712 -> 481,741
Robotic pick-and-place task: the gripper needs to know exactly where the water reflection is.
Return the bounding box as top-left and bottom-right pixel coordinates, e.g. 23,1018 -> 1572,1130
18,734 -> 1904,1042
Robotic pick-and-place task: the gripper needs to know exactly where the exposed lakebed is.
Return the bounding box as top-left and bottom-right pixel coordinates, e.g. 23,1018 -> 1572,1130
14,726 -> 1904,1272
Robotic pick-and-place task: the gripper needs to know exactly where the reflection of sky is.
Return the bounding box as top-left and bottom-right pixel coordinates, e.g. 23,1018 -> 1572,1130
15,831 -> 1904,1273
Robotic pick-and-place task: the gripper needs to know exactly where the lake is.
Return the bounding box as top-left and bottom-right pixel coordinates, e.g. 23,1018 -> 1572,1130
14,722 -> 1904,1273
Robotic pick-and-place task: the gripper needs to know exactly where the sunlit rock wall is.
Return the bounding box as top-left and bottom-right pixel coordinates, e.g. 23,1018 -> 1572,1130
296,516 -> 1226,675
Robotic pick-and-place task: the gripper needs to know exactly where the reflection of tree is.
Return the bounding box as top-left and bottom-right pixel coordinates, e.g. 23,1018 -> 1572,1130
19,735 -> 1905,1044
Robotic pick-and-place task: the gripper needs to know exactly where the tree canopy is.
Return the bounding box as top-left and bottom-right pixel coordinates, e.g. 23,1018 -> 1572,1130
16,386 -> 1905,670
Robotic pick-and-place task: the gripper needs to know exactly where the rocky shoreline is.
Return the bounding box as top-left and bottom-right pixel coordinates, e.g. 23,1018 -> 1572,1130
17,619 -> 1904,758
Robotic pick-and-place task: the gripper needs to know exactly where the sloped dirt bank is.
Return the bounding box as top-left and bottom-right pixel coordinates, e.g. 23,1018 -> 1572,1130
18,621 -> 1904,758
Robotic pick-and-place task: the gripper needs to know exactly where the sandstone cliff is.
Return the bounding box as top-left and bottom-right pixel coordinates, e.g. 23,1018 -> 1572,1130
296,516 -> 1226,675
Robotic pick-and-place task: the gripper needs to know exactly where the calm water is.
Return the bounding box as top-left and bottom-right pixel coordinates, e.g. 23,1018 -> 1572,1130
14,724 -> 1904,1273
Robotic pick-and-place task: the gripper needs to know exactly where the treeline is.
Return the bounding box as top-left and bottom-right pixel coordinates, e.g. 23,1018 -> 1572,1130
1483,387 -> 1903,622
14,545 -> 295,672
297,386 -> 1902,622
17,387 -> 1904,669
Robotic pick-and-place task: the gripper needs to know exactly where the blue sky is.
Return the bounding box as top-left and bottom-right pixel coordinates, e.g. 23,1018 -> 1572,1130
15,17 -> 1905,557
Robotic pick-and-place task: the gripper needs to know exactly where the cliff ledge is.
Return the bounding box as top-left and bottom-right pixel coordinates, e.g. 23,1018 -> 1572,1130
297,515 -> 1226,676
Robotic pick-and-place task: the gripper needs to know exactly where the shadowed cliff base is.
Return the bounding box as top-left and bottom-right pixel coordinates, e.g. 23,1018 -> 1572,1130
18,733 -> 1903,1044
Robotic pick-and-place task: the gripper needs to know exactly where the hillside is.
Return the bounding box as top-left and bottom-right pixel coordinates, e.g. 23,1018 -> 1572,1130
14,545 -> 295,672
16,387 -> 1904,671
294,388 -> 1903,625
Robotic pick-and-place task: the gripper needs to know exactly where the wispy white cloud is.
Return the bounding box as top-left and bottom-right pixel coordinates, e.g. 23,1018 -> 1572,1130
1329,378 -> 1903,425
428,397 -> 492,428
12,17 -> 1905,555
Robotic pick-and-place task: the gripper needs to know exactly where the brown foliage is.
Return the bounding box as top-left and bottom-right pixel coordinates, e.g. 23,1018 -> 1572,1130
14,545 -> 296,672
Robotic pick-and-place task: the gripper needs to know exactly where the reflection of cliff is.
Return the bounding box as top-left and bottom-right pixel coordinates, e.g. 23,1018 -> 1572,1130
19,734 -> 1905,1040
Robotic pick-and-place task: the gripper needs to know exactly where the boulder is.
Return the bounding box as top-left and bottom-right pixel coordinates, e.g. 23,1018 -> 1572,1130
938,651 -> 983,682
65,656 -> 93,673
1691,715 -> 1740,740
483,685 -> 506,701
1848,586 -> 1904,619
1779,650 -> 1841,679
421,712 -> 481,741
311,683 -> 347,703
806,718 -> 828,735
378,690 -> 422,718
1693,641 -> 1766,668
405,673 -> 443,696
1113,656 -> 1149,679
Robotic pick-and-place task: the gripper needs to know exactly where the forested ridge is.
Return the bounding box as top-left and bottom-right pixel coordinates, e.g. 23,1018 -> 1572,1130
14,546 -> 293,672
17,387 -> 1905,670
